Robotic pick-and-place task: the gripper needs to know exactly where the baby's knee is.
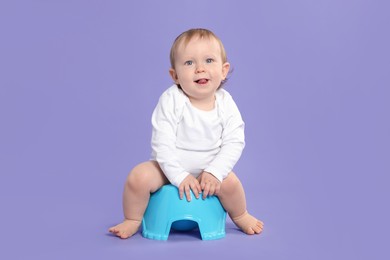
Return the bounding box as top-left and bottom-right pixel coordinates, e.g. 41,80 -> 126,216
221,172 -> 241,192
126,165 -> 152,189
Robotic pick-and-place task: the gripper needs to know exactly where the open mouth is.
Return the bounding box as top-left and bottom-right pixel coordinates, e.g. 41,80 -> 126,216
195,78 -> 209,84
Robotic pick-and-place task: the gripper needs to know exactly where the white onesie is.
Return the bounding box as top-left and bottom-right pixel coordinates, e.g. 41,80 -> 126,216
151,85 -> 245,187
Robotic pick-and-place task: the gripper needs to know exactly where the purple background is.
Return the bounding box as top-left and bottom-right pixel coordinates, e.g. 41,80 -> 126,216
1,0 -> 389,259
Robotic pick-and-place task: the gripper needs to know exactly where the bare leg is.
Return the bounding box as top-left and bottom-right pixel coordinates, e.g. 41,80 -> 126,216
109,161 -> 168,239
218,172 -> 264,235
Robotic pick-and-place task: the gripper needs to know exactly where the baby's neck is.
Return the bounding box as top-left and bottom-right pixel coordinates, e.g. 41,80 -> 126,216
189,96 -> 216,111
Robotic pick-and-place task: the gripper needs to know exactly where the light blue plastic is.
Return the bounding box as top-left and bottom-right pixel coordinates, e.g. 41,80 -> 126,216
142,184 -> 226,241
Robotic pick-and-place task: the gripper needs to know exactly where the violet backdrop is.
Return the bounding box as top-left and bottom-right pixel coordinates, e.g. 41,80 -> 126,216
0,0 -> 389,259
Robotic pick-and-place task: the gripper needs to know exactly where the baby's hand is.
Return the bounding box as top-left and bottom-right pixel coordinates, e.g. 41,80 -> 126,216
197,171 -> 221,199
179,174 -> 201,202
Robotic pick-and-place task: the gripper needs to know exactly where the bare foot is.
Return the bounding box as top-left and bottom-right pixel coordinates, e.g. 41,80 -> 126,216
231,211 -> 264,235
109,219 -> 141,239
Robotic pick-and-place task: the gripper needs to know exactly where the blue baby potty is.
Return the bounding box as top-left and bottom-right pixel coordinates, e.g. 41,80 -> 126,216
142,184 -> 226,240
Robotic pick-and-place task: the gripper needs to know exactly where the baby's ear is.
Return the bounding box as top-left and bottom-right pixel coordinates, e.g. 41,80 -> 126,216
169,68 -> 178,83
222,62 -> 230,79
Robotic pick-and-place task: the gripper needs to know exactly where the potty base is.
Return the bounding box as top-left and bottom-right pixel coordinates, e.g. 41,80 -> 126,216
142,185 -> 226,240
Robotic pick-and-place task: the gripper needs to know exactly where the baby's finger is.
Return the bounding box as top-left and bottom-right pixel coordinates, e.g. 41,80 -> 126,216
196,181 -> 202,195
214,184 -> 221,196
208,185 -> 216,197
190,183 -> 200,199
202,182 -> 210,199
179,186 -> 184,200
200,180 -> 206,190
185,185 -> 192,201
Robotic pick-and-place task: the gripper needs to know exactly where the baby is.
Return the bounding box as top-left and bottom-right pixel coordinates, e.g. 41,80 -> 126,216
109,28 -> 263,239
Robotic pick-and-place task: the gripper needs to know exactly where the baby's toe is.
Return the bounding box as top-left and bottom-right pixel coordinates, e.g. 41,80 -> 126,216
253,224 -> 262,234
246,227 -> 255,235
257,221 -> 264,228
120,231 -> 130,239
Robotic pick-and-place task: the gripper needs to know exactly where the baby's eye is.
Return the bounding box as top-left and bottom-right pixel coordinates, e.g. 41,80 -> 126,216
206,58 -> 214,63
184,60 -> 193,66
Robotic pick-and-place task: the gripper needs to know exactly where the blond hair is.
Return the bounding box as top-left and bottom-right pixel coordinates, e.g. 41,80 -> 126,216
170,28 -> 229,88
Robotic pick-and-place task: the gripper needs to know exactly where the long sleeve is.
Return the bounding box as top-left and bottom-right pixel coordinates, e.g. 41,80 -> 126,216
204,92 -> 245,182
150,87 -> 189,187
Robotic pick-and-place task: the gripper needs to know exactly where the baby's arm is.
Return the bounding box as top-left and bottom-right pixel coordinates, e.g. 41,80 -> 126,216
151,88 -> 199,200
204,94 -> 245,182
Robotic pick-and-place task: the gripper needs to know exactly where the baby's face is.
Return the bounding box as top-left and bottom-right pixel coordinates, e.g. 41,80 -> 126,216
170,37 -> 230,105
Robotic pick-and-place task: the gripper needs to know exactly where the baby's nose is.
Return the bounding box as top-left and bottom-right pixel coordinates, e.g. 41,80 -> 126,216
196,65 -> 205,73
